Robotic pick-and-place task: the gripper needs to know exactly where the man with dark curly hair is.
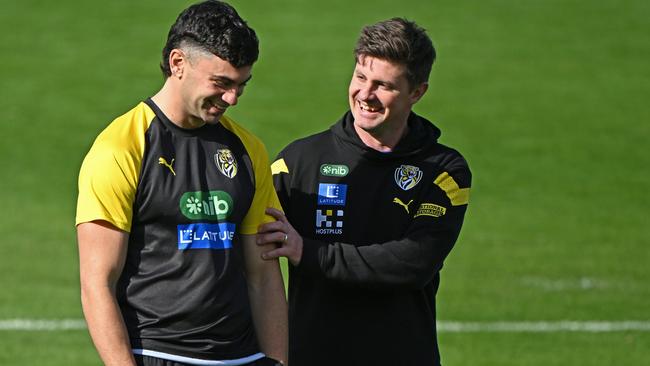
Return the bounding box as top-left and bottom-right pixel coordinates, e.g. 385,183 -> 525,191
76,2 -> 287,365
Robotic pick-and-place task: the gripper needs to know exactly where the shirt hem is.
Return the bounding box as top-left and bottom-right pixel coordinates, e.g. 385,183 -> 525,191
133,349 -> 265,365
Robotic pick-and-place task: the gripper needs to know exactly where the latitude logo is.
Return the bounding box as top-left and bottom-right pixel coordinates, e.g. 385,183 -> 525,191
180,190 -> 233,220
317,183 -> 347,206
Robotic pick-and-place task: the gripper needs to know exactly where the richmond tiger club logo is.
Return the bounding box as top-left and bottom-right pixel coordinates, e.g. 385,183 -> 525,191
214,149 -> 238,179
394,165 -> 423,191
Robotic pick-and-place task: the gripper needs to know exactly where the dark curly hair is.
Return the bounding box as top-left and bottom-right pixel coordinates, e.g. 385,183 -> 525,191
160,0 -> 259,77
354,18 -> 435,89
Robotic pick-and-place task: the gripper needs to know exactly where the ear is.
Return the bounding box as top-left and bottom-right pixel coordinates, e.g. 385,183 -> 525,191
168,49 -> 187,79
409,82 -> 429,104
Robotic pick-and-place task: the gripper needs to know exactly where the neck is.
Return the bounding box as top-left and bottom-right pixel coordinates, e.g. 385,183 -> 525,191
151,81 -> 205,129
353,121 -> 409,153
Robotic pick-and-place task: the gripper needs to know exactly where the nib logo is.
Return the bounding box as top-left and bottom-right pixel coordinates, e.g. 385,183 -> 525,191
320,164 -> 349,177
180,191 -> 233,220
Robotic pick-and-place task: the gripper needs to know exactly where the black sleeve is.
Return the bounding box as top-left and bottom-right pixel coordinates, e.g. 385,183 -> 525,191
296,162 -> 471,291
297,209 -> 467,290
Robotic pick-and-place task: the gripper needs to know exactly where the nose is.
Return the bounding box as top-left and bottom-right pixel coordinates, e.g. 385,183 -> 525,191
356,84 -> 374,101
221,88 -> 239,106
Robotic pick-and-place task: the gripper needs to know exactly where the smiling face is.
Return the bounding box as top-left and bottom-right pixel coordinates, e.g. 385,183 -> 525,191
348,55 -> 427,150
182,51 -> 252,126
172,48 -> 252,128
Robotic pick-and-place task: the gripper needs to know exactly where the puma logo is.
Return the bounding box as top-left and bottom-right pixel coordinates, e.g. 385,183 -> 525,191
393,198 -> 414,213
158,157 -> 176,176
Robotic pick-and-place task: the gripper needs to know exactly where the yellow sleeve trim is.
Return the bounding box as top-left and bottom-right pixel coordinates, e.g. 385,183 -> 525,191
271,158 -> 289,175
219,115 -> 283,234
434,172 -> 470,206
76,102 -> 155,231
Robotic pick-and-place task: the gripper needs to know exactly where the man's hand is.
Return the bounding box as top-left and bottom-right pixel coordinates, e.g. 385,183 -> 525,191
257,207 -> 303,266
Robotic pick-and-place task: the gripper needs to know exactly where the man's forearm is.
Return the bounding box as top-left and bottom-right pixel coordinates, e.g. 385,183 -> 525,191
247,265 -> 288,364
241,232 -> 288,364
78,221 -> 134,365
81,284 -> 136,366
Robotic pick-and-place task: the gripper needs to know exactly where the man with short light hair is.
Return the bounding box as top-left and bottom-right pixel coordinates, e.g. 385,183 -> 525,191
258,18 -> 471,366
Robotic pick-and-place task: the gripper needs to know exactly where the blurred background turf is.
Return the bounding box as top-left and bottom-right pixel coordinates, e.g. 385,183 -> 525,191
1,0 -> 648,364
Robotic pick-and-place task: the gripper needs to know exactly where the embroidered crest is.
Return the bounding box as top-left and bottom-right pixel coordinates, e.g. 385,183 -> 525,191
214,149 -> 238,178
394,165 -> 422,191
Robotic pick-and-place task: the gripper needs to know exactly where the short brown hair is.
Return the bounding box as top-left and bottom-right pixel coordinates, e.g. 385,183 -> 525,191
354,18 -> 435,89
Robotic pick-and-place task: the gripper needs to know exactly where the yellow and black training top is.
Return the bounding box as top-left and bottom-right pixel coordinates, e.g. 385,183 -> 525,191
76,99 -> 280,364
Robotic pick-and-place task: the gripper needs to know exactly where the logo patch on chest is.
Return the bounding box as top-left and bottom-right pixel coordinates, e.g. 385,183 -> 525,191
180,191 -> 233,220
414,203 -> 446,218
320,164 -> 349,177
177,223 -> 235,250
394,165 -> 422,191
214,149 -> 238,178
315,209 -> 344,235
317,183 -> 347,206
158,156 -> 176,176
392,197 -> 414,213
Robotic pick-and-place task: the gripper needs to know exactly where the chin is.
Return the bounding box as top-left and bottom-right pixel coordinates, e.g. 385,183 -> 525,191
352,112 -> 382,129
203,113 -> 223,124
355,121 -> 384,135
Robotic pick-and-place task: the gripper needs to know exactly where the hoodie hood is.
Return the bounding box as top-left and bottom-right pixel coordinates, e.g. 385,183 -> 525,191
330,110 -> 441,160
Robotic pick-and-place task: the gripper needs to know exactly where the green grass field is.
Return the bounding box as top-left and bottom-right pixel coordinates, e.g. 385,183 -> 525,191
1,0 -> 648,364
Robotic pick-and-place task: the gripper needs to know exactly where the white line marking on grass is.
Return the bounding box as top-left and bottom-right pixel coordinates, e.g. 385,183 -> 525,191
438,321 -> 650,332
0,319 -> 86,331
520,276 -> 611,292
2,319 -> 650,332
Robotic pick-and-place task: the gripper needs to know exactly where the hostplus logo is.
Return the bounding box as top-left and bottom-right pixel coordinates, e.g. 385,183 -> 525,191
180,191 -> 233,220
315,209 -> 344,235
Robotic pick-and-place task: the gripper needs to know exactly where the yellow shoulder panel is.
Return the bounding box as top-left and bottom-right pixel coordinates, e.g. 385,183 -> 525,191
76,102 -> 156,231
219,115 -> 282,234
434,172 -> 470,206
271,158 -> 289,175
